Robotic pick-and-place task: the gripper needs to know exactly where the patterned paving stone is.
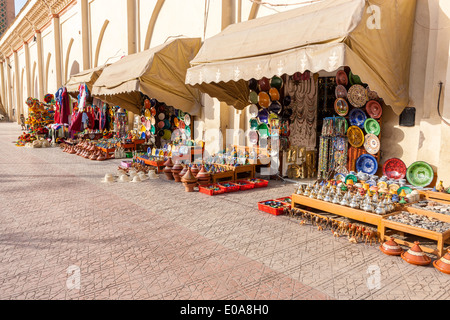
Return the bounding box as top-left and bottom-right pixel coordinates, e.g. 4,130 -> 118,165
1,123 -> 450,301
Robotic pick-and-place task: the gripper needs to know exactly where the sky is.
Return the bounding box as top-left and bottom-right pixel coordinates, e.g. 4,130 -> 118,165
15,0 -> 28,16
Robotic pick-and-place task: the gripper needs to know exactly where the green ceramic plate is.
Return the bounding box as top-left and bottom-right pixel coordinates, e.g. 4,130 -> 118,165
406,161 -> 434,188
397,186 -> 413,195
345,174 -> 358,184
364,118 -> 380,136
258,123 -> 269,138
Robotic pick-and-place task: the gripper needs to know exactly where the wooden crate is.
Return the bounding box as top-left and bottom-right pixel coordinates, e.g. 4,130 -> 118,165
291,194 -> 390,229
99,147 -> 115,159
234,164 -> 256,180
379,210 -> 450,257
211,170 -> 235,183
424,191 -> 450,203
136,156 -> 165,173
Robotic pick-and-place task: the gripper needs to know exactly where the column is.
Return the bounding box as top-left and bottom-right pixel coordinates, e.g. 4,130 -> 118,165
0,61 -> 7,119
53,14 -> 63,88
5,56 -> 13,121
127,0 -> 137,128
14,50 -> 21,123
36,31 -> 45,100
24,42 -> 32,99
80,0 -> 90,70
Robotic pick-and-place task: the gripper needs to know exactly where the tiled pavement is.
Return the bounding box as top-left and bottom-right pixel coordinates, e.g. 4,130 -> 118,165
1,122 -> 449,300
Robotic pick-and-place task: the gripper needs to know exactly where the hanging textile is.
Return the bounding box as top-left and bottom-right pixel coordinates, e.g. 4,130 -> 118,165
55,87 -> 70,125
285,74 -> 318,150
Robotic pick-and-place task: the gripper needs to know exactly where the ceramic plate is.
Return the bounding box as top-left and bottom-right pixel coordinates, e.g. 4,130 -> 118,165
347,126 -> 365,148
249,104 -> 259,117
334,98 -> 349,117
356,154 -> 378,175
185,125 -> 191,138
377,181 -> 388,189
335,85 -> 348,99
366,100 -> 383,119
249,130 -> 259,144
364,134 -> 380,155
174,117 -> 179,127
406,161 -> 434,188
144,109 -> 151,118
336,70 -> 348,86
366,180 -> 377,187
389,183 -> 400,193
258,109 -> 269,124
383,158 -> 407,180
335,173 -> 346,182
364,118 -> 380,136
184,114 -> 191,126
150,125 -> 156,135
158,113 -> 165,120
250,118 -> 259,130
349,108 -> 367,129
348,84 -> 368,108
258,123 -> 269,138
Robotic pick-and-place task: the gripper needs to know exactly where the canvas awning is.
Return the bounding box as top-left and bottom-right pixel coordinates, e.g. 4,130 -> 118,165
186,0 -> 417,115
65,65 -> 109,97
91,38 -> 203,116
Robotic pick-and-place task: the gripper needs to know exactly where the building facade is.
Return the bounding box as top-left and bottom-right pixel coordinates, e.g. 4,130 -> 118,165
0,0 -> 449,183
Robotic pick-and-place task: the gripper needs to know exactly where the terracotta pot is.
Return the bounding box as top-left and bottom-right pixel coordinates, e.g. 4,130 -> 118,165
89,152 -> 98,161
191,164 -> 199,177
196,165 -> 211,185
97,153 -> 106,161
171,162 -> 184,182
181,168 -> 198,192
163,158 -> 174,180
401,242 -> 431,266
433,249 -> 450,274
179,165 -> 188,178
379,237 -> 403,256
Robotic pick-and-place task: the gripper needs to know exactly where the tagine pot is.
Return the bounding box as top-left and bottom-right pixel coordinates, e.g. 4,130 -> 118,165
379,237 -> 403,256
179,165 -> 189,179
196,165 -> 211,186
401,242 -> 432,266
171,162 -> 184,182
163,158 -> 174,180
191,164 -> 200,177
181,168 -> 198,192
433,249 -> 450,274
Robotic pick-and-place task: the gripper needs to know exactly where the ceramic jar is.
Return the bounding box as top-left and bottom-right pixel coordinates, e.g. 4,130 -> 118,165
163,158 -> 174,180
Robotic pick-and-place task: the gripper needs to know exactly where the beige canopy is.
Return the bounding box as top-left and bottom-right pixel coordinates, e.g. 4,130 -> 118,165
65,65 -> 109,98
92,38 -> 203,116
186,0 -> 417,115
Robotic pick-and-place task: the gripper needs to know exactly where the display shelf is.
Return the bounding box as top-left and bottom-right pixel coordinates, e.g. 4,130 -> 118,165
211,170 -> 235,183
136,156 -> 166,173
379,211 -> 450,258
424,191 -> 450,203
291,194 -> 390,229
99,147 -> 116,159
234,164 -> 256,180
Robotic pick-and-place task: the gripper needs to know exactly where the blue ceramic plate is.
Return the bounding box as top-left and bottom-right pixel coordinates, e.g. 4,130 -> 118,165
356,154 -> 378,175
349,108 -> 367,129
258,109 -> 269,124
334,173 -> 346,182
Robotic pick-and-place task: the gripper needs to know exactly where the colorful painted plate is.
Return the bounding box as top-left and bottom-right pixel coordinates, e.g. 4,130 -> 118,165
150,107 -> 156,117
249,130 -> 259,144
389,183 -> 400,193
334,98 -> 349,116
366,100 -> 383,119
174,117 -> 179,127
144,109 -> 151,118
334,173 -> 346,182
397,186 -> 413,195
347,126 -> 365,148
185,125 -> 191,138
250,118 -> 259,130
336,70 -> 348,86
345,174 -> 358,184
406,161 -> 434,188
258,109 -> 269,124
348,84 -> 368,108
184,114 -> 191,126
383,158 -> 407,180
364,118 -> 380,136
349,108 -> 367,129
335,85 -> 348,99
356,154 -> 378,175
150,125 -> 156,135
249,104 -> 259,117
364,133 -> 380,155
258,123 -> 269,138
377,181 -> 388,189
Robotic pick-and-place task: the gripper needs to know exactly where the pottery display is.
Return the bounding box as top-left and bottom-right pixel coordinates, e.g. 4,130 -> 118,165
181,168 -> 198,192
171,161 -> 184,182
196,165 -> 211,186
380,237 -> 403,256
163,158 -> 174,180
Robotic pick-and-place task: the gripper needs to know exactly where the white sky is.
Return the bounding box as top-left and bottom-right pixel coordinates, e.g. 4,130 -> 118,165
15,0 -> 27,16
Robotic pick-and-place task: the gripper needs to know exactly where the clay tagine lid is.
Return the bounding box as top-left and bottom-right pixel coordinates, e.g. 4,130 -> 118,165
179,165 -> 188,177
181,168 -> 198,184
163,158 -> 174,168
401,242 -> 432,266
379,237 -> 403,256
191,164 -> 200,176
171,161 -> 183,173
196,165 -> 210,179
433,249 -> 450,274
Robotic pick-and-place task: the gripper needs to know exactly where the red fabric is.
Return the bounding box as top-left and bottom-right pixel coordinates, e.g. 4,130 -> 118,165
69,111 -> 83,133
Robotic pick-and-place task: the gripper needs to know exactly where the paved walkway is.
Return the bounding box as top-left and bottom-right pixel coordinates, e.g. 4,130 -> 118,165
0,122 -> 449,300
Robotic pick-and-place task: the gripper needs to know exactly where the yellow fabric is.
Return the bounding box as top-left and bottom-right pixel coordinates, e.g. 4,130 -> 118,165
65,65 -> 109,96
186,0 -> 417,115
92,38 -> 203,116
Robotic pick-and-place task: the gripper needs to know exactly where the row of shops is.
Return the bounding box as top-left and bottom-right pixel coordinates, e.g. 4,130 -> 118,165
13,0 -> 450,272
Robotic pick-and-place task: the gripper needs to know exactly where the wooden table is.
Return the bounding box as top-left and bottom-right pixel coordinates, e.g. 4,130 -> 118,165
99,147 -> 116,159
291,194 -> 389,229
234,164 -> 256,180
379,207 -> 450,258
136,156 -> 166,173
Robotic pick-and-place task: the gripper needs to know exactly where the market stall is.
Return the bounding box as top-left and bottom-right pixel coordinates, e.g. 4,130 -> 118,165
185,0 -> 416,180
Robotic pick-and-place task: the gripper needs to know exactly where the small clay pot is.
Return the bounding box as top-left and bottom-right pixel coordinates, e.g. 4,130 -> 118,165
196,165 -> 211,186
401,242 -> 431,266
181,168 -> 198,192
171,162 -> 184,182
433,249 -> 450,274
97,152 -> 106,161
179,165 -> 188,178
191,164 -> 200,177
163,158 -> 174,180
379,237 -> 403,256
